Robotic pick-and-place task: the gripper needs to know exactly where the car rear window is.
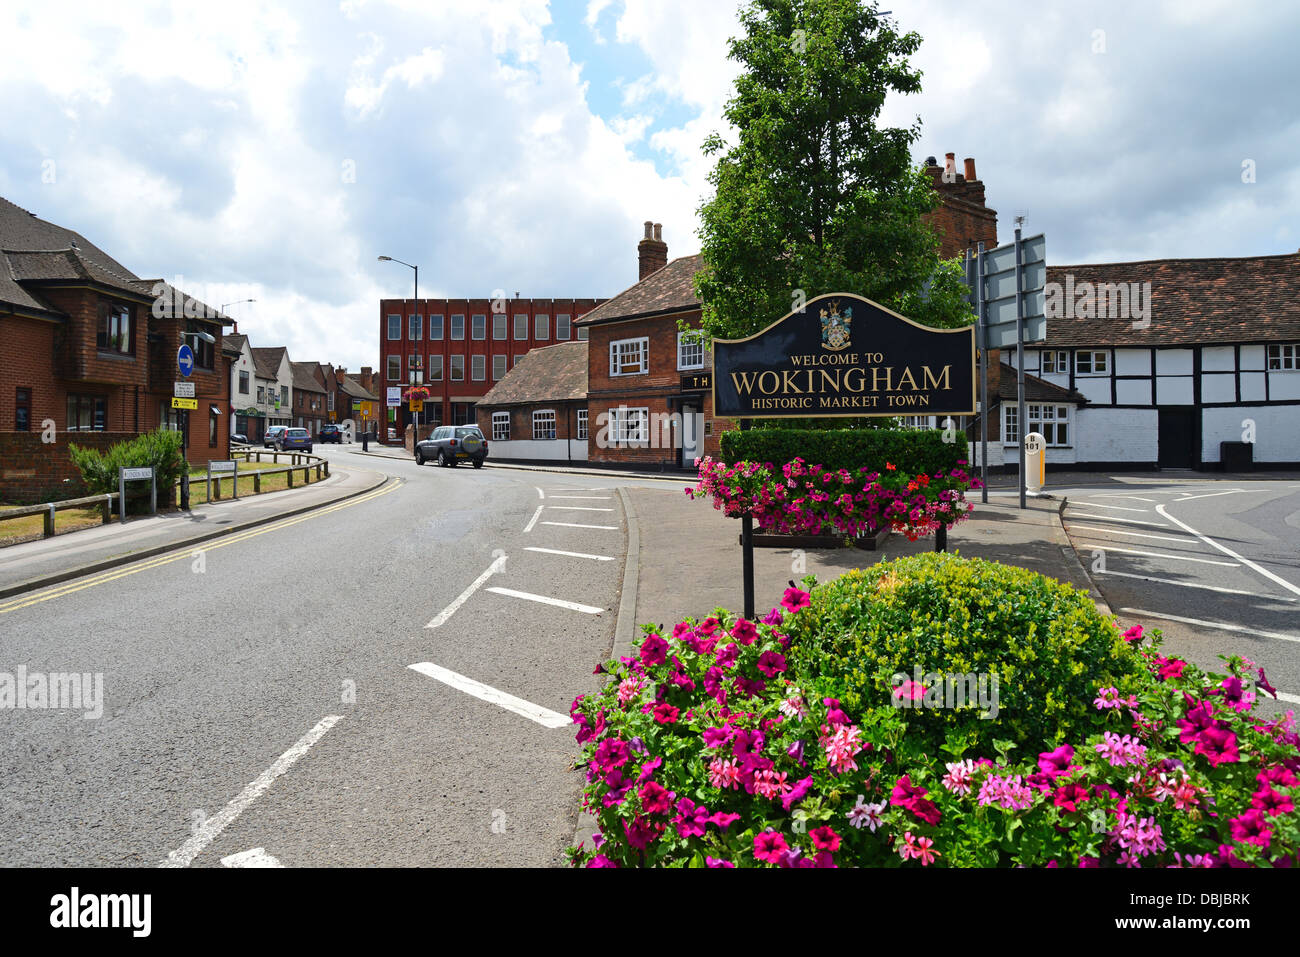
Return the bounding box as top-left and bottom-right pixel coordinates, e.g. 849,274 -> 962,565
288,429 -> 308,436
456,428 -> 482,438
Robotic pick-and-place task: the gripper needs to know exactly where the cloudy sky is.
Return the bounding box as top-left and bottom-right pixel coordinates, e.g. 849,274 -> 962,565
2,0 -> 1296,371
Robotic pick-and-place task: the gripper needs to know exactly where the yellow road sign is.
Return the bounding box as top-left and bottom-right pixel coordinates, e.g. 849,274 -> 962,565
171,397 -> 199,410
409,400 -> 424,413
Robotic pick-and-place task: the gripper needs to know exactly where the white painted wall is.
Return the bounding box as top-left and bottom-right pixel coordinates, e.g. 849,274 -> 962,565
1155,376 -> 1194,405
1114,349 -> 1151,375
489,439 -> 588,461
1202,346 -> 1235,372
1156,349 -> 1194,374
1075,407 -> 1159,463
1116,379 -> 1152,404
1074,376 -> 1111,404
1201,373 -> 1236,404
1270,372 -> 1300,401
1202,406 -> 1300,463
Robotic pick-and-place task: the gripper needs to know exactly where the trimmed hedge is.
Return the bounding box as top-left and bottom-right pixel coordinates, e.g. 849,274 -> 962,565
719,427 -> 967,475
68,429 -> 185,510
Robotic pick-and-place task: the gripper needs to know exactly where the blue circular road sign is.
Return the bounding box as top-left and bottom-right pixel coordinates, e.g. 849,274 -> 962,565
177,344 -> 195,377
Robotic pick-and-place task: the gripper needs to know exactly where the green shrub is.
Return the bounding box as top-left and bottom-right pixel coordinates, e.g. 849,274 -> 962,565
68,430 -> 185,510
783,552 -> 1144,754
719,426 -> 967,474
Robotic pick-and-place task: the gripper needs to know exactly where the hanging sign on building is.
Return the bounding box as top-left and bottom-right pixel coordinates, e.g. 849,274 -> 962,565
711,293 -> 976,419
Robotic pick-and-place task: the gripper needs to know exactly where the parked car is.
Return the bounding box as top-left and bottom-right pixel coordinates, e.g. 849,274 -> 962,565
231,433 -> 249,445
416,425 -> 488,468
264,426 -> 288,448
319,424 -> 343,444
277,427 -> 313,453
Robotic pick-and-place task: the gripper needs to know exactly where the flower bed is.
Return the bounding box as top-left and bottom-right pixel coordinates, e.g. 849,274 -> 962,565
687,455 -> 980,542
567,556 -> 1300,868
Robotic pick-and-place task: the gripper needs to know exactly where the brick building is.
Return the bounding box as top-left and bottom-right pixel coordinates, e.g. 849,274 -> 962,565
475,341 -> 588,462
0,196 -> 234,502
377,294 -> 603,441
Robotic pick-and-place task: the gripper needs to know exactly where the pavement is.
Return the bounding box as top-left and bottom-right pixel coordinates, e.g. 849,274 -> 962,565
0,463 -> 389,599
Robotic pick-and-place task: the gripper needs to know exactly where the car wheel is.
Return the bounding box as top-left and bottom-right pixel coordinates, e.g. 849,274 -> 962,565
472,458 -> 483,469
306,445 -> 312,453
415,451 -> 424,465
438,451 -> 448,467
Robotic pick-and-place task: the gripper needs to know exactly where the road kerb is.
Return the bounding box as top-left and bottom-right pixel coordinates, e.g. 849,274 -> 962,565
1057,496 -> 1114,617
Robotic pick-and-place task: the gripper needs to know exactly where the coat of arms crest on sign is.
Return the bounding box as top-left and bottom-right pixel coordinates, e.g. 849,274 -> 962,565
820,300 -> 852,351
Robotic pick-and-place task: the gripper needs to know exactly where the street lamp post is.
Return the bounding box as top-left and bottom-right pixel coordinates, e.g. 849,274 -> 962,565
378,256 -> 418,445
219,300 -> 256,455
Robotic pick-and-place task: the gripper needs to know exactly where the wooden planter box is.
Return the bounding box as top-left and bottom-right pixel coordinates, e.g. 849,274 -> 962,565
744,524 -> 891,551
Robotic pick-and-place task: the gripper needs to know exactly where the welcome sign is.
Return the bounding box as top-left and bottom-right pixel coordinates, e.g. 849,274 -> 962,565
712,293 -> 976,418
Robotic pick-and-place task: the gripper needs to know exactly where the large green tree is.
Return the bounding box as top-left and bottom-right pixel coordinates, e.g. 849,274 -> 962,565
695,0 -> 972,341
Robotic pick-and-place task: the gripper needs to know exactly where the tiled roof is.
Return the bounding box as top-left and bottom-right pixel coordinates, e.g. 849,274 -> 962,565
477,340 -> 587,407
251,346 -> 287,380
340,376 -> 379,401
290,361 -> 326,392
138,279 -> 230,325
575,254 -> 703,326
1041,253 -> 1300,347
996,363 -> 1086,404
0,196 -> 139,278
226,333 -> 248,352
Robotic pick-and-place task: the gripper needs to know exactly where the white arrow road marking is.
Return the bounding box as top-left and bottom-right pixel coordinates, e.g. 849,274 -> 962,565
221,847 -> 284,868
545,505 -> 614,512
547,495 -> 611,500
541,521 -> 618,530
408,662 -> 569,728
1066,513 -> 1173,528
161,715 -> 343,868
524,546 -> 614,561
1119,608 -> 1300,645
426,554 -> 508,628
485,586 -> 603,614
1066,524 -> 1197,544
1090,546 -> 1238,566
1075,502 -> 1151,512
1097,570 -> 1296,601
1156,501 -> 1300,598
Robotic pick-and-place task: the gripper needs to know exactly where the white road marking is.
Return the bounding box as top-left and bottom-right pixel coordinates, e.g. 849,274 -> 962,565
1067,513 -> 1173,528
524,546 -> 614,561
522,506 -> 543,534
1097,570 -> 1296,601
485,586 -> 603,614
426,554 -> 508,628
1088,494 -> 1159,503
541,521 -> 618,530
1156,502 -> 1300,598
221,847 -> 284,868
1074,502 -> 1150,512
1066,524 -> 1198,544
1174,489 -> 1245,501
1277,691 -> 1300,706
545,505 -> 614,512
1118,608 -> 1300,645
548,495 -> 611,500
535,487 -> 545,500
161,715 -> 343,868
408,662 -> 569,728
1090,546 -> 1238,566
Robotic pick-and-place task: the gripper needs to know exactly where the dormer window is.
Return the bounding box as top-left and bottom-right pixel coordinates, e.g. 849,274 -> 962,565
97,301 -> 132,355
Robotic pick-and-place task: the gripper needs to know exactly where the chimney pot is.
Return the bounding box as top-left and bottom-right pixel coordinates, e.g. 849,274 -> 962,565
924,155 -> 937,166
963,157 -> 977,181
653,223 -> 662,241
644,221 -> 654,239
637,220 -> 669,280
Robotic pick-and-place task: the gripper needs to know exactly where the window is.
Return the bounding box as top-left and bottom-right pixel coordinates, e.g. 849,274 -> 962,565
15,388 -> 31,432
281,386 -> 289,407
1040,350 -> 1068,374
453,403 -> 473,425
677,331 -> 706,370
576,408 -> 588,440
610,407 -> 649,444
429,315 -> 444,340
209,410 -> 218,448
610,337 -> 650,376
67,394 -> 106,432
257,385 -> 266,404
536,314 -> 549,340
96,301 -> 132,355
1030,405 -> 1070,446
492,355 -> 507,380
1075,351 -> 1109,375
451,314 -> 465,340
328,392 -> 335,412
492,411 -> 510,441
239,370 -> 249,394
387,356 -> 401,380
472,314 -> 486,340
514,314 -> 528,340
451,355 -> 465,381
409,314 -> 422,340
387,315 -> 401,340
429,355 -> 444,381
186,323 -> 214,369
577,326 -> 589,341
408,353 -> 423,370
533,410 -> 557,440
472,355 -> 486,381
1267,344 -> 1299,370
556,314 -> 571,340
1003,404 -> 1019,444
493,314 -> 507,340
900,415 -> 934,430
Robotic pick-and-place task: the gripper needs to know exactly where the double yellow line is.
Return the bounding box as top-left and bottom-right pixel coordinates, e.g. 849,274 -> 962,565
0,479 -> 402,616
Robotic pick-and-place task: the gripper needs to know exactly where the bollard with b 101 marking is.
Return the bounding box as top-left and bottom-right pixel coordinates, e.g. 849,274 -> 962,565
118,466 -> 157,524
1024,432 -> 1046,496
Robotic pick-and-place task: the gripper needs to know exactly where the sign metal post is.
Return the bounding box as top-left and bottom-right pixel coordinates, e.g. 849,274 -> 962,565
1015,225 -> 1027,511
118,466 -> 157,524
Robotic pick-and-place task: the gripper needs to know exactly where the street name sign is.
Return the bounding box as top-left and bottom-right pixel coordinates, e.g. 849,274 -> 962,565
174,381 -> 196,398
121,467 -> 153,481
711,293 -> 976,419
171,397 -> 199,411
209,460 -> 237,473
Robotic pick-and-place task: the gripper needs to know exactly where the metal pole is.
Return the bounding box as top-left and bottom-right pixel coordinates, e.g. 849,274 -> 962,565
739,418 -> 755,620
181,411 -> 191,510
976,242 -> 989,505
1015,225 -> 1027,510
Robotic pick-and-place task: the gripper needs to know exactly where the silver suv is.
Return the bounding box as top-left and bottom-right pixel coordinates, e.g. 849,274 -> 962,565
415,426 -> 488,468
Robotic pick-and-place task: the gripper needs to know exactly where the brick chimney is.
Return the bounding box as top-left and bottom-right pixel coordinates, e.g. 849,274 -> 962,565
922,151 -> 997,258
638,220 -> 668,280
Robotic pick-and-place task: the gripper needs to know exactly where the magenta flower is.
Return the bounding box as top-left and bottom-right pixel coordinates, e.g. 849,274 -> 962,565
639,781 -> 675,815
586,855 -> 617,868
1193,726 -> 1239,766
782,775 -> 814,811
1122,624 -> 1144,644
1038,744 -> 1077,779
760,607 -> 784,626
652,703 -> 680,725
639,632 -> 668,667
705,857 -> 735,868
781,587 -> 811,613
709,811 -> 741,830
756,650 -> 787,678
1252,787 -> 1294,817
753,831 -> 789,864
1053,783 -> 1090,813
1229,809 -> 1273,848
731,618 -> 759,645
